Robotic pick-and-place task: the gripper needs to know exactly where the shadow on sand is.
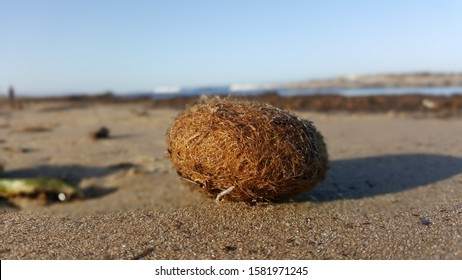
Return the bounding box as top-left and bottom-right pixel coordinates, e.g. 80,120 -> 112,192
299,153 -> 462,201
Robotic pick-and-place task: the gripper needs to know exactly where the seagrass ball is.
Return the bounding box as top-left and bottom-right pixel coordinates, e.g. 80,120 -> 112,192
166,97 -> 328,201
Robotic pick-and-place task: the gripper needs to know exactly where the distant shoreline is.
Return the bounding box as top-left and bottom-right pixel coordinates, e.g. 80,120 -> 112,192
2,92 -> 461,118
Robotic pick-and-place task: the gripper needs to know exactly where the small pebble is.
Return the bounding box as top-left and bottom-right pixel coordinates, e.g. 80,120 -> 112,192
223,245 -> 237,252
419,217 -> 432,226
89,127 -> 110,140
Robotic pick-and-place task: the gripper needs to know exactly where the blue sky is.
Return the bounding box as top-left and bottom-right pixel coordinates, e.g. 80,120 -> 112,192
1,0 -> 461,94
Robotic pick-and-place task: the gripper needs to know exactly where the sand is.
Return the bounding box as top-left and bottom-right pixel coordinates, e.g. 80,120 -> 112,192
0,101 -> 461,259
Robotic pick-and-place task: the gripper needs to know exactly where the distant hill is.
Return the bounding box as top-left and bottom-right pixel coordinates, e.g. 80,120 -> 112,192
279,72 -> 462,89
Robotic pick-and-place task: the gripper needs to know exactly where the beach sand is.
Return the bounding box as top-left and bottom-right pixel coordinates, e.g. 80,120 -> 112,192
0,101 -> 461,259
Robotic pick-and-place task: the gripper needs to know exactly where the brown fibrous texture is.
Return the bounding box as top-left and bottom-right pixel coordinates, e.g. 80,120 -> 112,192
166,97 -> 328,201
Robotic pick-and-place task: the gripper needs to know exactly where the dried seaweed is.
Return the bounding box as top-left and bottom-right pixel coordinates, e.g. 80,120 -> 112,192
167,97 -> 328,201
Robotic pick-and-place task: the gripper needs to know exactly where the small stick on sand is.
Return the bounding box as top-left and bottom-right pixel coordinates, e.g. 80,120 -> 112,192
216,186 -> 236,202
179,176 -> 201,187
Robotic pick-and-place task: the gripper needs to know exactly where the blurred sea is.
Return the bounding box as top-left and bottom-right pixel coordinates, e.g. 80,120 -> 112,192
145,85 -> 462,100
7,85 -> 462,99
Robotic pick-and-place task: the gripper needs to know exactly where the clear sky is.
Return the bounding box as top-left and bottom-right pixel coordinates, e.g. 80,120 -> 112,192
1,0 -> 461,95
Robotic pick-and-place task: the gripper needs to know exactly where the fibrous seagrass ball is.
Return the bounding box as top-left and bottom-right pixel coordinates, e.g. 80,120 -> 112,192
166,97 -> 328,201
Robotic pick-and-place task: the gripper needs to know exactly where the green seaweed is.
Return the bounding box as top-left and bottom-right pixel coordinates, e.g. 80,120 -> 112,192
0,178 -> 82,201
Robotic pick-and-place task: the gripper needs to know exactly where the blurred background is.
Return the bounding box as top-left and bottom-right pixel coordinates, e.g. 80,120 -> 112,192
1,0 -> 461,97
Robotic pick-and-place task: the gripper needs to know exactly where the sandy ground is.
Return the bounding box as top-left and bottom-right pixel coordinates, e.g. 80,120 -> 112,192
0,101 -> 461,259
